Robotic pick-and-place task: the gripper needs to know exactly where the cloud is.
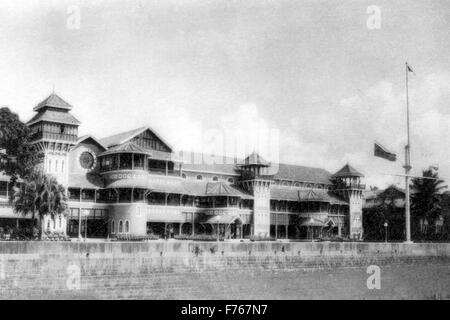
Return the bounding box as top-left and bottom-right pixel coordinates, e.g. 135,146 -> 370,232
277,72 -> 450,188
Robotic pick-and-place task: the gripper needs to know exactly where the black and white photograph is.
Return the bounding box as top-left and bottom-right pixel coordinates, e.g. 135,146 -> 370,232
0,0 -> 449,304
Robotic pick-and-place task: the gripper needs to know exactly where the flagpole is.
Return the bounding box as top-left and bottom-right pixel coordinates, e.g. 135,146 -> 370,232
404,62 -> 412,243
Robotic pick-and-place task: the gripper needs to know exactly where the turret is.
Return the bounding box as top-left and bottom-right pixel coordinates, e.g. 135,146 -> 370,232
332,163 -> 365,240
27,93 -> 80,186
238,152 -> 273,237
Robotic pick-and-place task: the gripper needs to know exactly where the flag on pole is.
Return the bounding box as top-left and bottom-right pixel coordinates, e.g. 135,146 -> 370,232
406,63 -> 415,75
374,142 -> 397,161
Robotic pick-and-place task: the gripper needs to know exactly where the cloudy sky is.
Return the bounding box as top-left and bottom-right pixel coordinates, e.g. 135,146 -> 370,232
1,0 -> 449,188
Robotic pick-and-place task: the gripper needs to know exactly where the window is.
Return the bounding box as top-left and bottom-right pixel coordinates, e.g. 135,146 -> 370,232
119,220 -> 123,233
60,125 -> 65,134
212,176 -> 218,181
196,175 -> 203,180
125,220 -> 130,233
111,220 -> 115,234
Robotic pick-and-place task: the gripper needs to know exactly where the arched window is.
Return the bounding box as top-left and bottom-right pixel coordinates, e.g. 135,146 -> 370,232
118,220 -> 123,233
196,175 -> 203,180
125,220 -> 130,233
212,176 -> 218,181
111,220 -> 115,234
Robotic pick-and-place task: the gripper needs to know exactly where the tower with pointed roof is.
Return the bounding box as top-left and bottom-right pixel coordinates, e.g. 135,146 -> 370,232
27,93 -> 80,187
332,163 -> 365,240
238,152 -> 273,237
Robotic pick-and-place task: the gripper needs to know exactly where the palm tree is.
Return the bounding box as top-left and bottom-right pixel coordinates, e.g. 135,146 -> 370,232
411,168 -> 447,239
12,169 -> 67,237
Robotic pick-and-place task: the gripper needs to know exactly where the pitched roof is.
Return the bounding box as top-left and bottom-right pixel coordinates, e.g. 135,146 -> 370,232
76,135 -> 108,151
180,152 -> 239,175
99,126 -> 173,151
332,163 -> 364,178
205,182 -> 247,197
270,187 -> 347,204
34,93 -> 73,111
182,180 -> 252,198
271,163 -> 333,184
27,109 -> 81,126
238,152 -> 269,166
100,141 -> 151,156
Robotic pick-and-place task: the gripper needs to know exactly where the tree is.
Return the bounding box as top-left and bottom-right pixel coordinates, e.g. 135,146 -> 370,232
363,186 -> 406,241
13,169 -> 67,236
411,168 -> 447,240
0,107 -> 43,183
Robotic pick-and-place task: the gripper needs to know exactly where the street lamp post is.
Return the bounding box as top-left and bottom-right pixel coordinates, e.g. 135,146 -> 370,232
384,221 -> 388,243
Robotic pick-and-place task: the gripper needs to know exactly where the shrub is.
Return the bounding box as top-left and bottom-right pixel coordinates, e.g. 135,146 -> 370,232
114,234 -> 160,241
174,234 -> 224,241
246,235 -> 275,241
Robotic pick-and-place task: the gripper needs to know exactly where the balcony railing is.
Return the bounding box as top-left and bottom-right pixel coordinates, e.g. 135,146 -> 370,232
31,131 -> 78,143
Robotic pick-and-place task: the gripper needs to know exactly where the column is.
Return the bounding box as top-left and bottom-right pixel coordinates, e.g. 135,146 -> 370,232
78,209 -> 81,239
191,213 -> 195,236
179,223 -> 183,236
165,161 -> 168,176
275,213 -> 278,239
285,225 -> 288,239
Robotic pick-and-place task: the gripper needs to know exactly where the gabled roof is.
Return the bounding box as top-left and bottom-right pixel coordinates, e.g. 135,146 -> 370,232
332,163 -> 364,178
205,182 -> 245,197
272,163 -> 333,185
26,109 -> 81,126
182,180 -> 253,199
238,152 -> 269,167
270,187 -> 348,205
76,135 -> 108,151
99,141 -> 151,156
180,152 -> 239,175
34,93 -> 73,111
99,126 -> 173,151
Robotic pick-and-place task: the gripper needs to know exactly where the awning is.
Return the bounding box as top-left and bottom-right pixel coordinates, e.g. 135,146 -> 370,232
300,217 -> 325,227
106,178 -> 186,194
204,215 -> 242,225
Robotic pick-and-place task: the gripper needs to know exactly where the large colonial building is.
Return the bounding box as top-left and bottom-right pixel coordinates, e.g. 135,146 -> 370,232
0,94 -> 366,240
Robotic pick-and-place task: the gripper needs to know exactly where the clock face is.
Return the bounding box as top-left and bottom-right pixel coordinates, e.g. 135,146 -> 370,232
79,151 -> 95,170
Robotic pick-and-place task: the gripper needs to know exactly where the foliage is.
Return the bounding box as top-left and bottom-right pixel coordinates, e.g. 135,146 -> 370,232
245,235 -> 275,241
0,107 -> 43,183
363,187 -> 406,241
113,234 -> 160,241
411,168 -> 447,239
174,234 -> 224,241
12,169 -> 67,228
